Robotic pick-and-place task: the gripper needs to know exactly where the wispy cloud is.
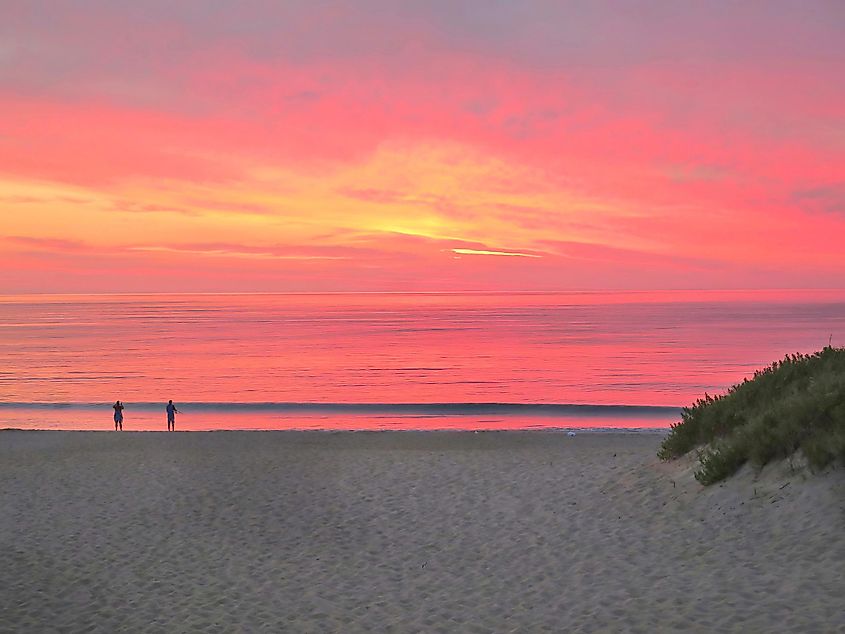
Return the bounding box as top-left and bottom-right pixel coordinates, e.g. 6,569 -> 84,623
451,248 -> 541,258
538,239 -> 720,270
791,183 -> 845,216
3,236 -> 87,251
129,245 -> 349,260
112,201 -> 199,215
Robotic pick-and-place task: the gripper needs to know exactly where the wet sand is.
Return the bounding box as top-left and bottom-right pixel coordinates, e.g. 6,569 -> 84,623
1,431 -> 842,633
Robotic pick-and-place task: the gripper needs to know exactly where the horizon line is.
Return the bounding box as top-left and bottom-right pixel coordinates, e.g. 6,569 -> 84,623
2,287 -> 845,297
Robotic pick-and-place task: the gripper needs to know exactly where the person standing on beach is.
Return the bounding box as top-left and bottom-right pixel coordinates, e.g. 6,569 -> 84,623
166,400 -> 179,431
113,400 -> 124,431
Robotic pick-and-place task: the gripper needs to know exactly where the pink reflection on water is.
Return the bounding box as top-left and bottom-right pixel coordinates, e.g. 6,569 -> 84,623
0,409 -> 678,432
1,290 -> 843,430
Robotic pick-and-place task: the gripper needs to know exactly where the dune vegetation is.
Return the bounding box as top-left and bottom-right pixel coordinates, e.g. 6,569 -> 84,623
658,346 -> 845,485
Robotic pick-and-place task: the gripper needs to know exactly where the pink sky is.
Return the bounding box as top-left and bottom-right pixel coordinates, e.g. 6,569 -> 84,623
1,1 -> 844,292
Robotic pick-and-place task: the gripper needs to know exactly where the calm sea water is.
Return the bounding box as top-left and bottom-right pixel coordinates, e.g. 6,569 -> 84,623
1,290 -> 843,430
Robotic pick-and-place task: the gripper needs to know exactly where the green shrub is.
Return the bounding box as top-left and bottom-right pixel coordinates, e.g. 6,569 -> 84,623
658,346 -> 845,484
695,439 -> 748,485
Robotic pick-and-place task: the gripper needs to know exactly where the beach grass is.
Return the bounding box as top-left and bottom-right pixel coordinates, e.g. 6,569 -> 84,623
658,346 -> 845,484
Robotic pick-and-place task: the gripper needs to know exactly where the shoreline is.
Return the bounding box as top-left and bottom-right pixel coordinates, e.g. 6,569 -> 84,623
0,427 -> 669,434
0,403 -> 681,433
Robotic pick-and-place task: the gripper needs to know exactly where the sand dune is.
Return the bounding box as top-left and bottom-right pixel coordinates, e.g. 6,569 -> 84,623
1,431 -> 842,633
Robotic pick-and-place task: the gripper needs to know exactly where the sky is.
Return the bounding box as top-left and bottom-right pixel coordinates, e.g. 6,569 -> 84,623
1,1 -> 844,293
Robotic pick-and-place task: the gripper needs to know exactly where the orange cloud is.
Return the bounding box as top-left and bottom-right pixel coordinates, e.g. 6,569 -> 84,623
1,2 -> 844,291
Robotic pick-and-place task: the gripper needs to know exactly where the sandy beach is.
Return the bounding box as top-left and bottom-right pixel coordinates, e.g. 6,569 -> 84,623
1,431 -> 842,633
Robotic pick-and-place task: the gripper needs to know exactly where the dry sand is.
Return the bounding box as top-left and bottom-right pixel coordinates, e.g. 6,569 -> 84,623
1,430 -> 843,633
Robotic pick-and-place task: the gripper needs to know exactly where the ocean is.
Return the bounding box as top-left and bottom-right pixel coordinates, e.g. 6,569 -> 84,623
1,290 -> 843,430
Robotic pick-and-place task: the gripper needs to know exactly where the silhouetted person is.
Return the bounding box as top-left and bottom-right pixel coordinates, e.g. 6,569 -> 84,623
113,400 -> 124,431
166,400 -> 179,431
